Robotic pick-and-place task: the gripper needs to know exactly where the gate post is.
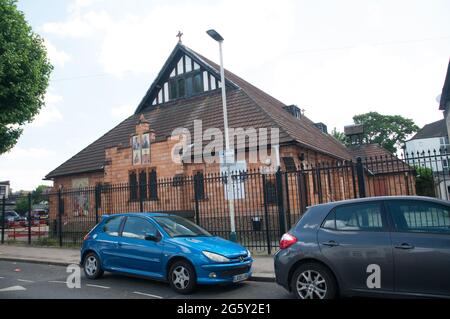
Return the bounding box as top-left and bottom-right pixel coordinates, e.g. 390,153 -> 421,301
28,193 -> 32,245
94,185 -> 100,224
193,173 -> 201,225
261,174 -> 272,255
139,183 -> 144,213
276,169 -> 286,236
57,189 -> 63,247
1,196 -> 5,244
356,157 -> 366,198
284,171 -> 292,229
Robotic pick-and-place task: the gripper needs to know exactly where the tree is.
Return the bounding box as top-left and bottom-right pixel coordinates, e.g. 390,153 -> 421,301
31,185 -> 49,204
414,166 -> 435,197
0,0 -> 53,154
331,127 -> 347,145
14,196 -> 29,214
352,112 -> 418,153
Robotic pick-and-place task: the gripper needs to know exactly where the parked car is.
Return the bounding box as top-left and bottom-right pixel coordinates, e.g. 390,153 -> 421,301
275,196 -> 450,299
32,209 -> 49,224
0,211 -> 27,228
81,213 -> 253,294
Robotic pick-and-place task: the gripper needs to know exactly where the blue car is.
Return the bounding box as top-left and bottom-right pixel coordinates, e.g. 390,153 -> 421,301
81,213 -> 253,294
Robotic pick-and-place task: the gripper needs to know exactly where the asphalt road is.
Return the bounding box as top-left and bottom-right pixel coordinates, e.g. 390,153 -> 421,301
0,260 -> 292,299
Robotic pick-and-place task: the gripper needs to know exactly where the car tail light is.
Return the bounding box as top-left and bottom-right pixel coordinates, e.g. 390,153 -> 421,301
280,233 -> 297,250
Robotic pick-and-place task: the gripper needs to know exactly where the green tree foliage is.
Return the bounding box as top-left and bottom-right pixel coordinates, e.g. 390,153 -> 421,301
414,166 -> 435,197
31,185 -> 48,204
353,112 -> 419,153
331,127 -> 347,144
332,112 -> 419,153
14,196 -> 29,214
0,0 -> 53,154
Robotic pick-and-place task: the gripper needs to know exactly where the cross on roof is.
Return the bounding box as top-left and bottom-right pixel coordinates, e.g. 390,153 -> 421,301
176,31 -> 183,43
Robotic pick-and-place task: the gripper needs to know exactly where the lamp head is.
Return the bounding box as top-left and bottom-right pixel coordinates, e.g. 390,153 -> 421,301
206,29 -> 224,42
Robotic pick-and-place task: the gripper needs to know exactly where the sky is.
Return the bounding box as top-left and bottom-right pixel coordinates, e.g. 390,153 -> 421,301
1,0 -> 449,191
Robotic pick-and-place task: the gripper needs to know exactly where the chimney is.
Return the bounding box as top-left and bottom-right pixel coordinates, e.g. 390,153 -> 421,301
344,124 -> 364,145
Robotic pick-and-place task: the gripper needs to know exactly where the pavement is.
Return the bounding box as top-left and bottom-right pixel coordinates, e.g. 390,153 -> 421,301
0,260 -> 291,299
0,245 -> 276,282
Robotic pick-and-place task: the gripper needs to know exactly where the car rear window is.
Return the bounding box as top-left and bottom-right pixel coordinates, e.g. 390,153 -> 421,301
102,216 -> 123,236
386,200 -> 450,234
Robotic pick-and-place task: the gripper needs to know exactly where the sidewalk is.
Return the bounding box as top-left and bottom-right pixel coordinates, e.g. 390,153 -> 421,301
0,245 -> 275,282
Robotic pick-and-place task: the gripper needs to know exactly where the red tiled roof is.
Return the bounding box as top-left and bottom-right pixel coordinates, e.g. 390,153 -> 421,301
46,44 -> 352,179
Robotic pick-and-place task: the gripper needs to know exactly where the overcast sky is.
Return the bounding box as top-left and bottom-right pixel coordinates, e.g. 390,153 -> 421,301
1,0 -> 449,191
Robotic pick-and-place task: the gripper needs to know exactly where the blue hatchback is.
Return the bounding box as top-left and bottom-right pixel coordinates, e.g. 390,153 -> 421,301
81,213 -> 253,294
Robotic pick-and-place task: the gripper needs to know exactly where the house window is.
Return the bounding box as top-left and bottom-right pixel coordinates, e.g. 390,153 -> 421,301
149,169 -> 158,200
193,73 -> 203,94
264,180 -> 277,204
440,137 -> 449,154
194,171 -> 205,200
170,72 -> 204,100
139,170 -> 148,200
282,157 -> 296,172
129,169 -> 157,201
129,172 -> 138,201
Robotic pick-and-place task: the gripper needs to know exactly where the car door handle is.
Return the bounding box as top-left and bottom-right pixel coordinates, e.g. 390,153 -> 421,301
394,243 -> 414,250
321,240 -> 340,247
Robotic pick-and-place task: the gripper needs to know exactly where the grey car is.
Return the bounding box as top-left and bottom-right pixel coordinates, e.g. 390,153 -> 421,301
274,196 -> 450,299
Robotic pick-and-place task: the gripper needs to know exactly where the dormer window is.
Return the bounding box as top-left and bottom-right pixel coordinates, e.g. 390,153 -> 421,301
149,52 -> 224,107
169,56 -> 204,100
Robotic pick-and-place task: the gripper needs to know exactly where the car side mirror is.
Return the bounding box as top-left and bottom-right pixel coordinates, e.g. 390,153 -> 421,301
144,233 -> 159,242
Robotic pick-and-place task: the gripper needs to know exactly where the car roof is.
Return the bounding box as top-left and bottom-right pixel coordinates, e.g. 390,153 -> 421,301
103,212 -> 176,219
309,196 -> 450,210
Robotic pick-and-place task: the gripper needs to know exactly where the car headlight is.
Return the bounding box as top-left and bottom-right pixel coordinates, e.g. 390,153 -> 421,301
202,251 -> 230,263
247,249 -> 252,258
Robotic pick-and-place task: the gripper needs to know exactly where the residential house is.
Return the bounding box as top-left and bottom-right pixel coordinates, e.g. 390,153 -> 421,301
439,59 -> 450,142
405,119 -> 450,199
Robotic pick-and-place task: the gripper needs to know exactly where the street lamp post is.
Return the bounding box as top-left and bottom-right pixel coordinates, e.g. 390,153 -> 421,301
206,29 -> 237,242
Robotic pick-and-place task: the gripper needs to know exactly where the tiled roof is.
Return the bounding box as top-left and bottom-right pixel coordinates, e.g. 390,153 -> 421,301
410,119 -> 447,140
347,144 -> 411,174
46,44 -> 352,179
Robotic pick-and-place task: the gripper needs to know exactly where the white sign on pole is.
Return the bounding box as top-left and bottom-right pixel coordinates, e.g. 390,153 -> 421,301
220,151 -> 246,200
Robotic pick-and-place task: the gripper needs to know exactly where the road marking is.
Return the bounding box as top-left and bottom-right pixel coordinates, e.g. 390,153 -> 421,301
86,284 -> 110,289
17,279 -> 35,283
48,281 -> 66,284
132,291 -> 163,299
0,285 -> 26,292
0,277 -> 4,279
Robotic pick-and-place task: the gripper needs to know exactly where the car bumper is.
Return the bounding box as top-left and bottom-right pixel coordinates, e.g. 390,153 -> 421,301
196,259 -> 253,285
274,250 -> 291,291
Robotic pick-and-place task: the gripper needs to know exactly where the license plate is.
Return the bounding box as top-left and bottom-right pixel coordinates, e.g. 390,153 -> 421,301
233,273 -> 249,283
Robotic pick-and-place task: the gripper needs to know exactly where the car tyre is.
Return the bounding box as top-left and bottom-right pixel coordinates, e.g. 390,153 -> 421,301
83,252 -> 104,280
168,260 -> 197,294
291,263 -> 337,299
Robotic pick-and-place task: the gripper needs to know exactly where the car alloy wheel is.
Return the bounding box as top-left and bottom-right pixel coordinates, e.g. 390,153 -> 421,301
168,260 -> 196,294
172,265 -> 190,290
83,252 -> 103,279
296,270 -> 327,299
85,256 -> 98,277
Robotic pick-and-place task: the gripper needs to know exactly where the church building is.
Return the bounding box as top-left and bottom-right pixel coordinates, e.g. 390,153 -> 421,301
45,42 -> 352,191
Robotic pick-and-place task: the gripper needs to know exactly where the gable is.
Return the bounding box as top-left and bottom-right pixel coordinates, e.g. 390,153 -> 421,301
135,44 -> 238,113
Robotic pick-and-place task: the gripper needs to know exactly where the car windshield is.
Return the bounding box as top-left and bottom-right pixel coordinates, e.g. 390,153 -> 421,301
6,211 -> 18,217
153,216 -> 212,238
